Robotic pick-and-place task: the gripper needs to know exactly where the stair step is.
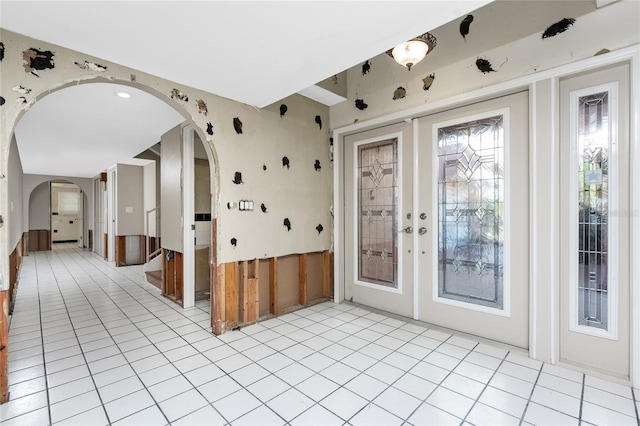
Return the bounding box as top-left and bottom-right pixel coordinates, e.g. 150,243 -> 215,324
145,271 -> 161,289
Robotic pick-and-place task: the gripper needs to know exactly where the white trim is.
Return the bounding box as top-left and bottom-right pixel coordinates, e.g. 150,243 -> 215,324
333,131 -> 341,304
530,82 -> 538,360
567,82 -> 619,341
351,132 -> 404,296
412,118 -> 420,320
550,77 -> 558,364
630,50 -> 640,391
430,107 -> 512,318
182,124 -> 195,309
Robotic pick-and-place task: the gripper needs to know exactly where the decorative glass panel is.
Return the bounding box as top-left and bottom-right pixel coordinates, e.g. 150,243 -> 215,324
358,139 -> 398,287
577,91 -> 609,330
437,116 -> 504,309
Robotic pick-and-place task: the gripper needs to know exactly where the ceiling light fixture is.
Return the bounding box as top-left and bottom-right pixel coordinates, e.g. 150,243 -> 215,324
386,32 -> 437,71
116,92 -> 131,99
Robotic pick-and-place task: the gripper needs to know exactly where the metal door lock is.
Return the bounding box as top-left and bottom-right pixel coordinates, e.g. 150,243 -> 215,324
418,227 -> 427,235
419,213 -> 427,220
399,226 -> 413,234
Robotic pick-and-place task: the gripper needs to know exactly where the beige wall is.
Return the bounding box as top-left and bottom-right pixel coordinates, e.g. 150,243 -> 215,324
115,164 -> 144,236
8,135 -> 23,251
29,182 -> 50,231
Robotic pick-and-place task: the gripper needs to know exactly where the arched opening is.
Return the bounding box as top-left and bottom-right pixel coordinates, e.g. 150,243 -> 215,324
10,77 -> 219,320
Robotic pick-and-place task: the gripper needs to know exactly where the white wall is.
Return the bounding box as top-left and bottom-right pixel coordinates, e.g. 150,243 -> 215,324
29,182 -> 50,230
115,163 -> 144,236
143,161 -> 157,237
160,124 -> 183,252
8,135 -> 24,251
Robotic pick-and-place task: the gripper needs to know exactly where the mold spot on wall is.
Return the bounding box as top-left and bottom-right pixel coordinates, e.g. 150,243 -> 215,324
316,224 -> 324,234
0,96 -> 5,106
282,156 -> 290,169
460,15 -> 474,40
262,164 -> 267,171
0,42 -> 5,61
362,60 -> 371,75
314,160 -> 321,171
476,57 -> 496,74
422,73 -> 435,91
233,117 -> 243,134
542,18 -> 576,39
16,97 -> 27,104
315,115 -> 322,130
23,47 -> 55,77
232,172 -> 243,184
355,99 -> 368,110
231,238 -> 237,247
283,218 -> 292,231
206,122 -> 214,135
170,89 -> 189,102
196,99 -> 208,115
260,203 -> 267,213
393,87 -> 406,100
74,60 -> 107,72
12,85 -> 31,94
280,104 -> 288,117
594,48 -> 611,56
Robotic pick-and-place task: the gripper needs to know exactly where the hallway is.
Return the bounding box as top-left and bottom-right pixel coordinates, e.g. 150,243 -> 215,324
1,246 -> 638,425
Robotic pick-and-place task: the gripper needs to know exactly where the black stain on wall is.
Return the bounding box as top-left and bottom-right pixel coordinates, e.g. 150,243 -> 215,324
74,61 -> 107,72
196,99 -> 208,115
23,48 -> 55,76
355,99 -> 368,110
314,160 -> 321,171
232,172 -> 243,184
460,15 -> 474,40
315,115 -> 322,130
393,87 -> 406,100
0,42 -> 4,61
316,224 -> 324,234
206,122 -> 214,135
542,18 -> 576,39
16,97 -> 27,104
0,96 -> 5,106
231,238 -> 237,247
171,89 -> 189,102
262,164 -> 267,171
261,203 -> 267,213
422,73 -> 435,91
283,218 -> 292,231
476,57 -> 496,74
280,104 -> 288,117
233,117 -> 243,134
362,60 -> 371,75
282,156 -> 290,169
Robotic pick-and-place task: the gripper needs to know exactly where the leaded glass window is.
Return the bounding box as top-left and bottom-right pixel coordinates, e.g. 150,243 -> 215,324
357,139 -> 398,287
576,91 -> 609,330
437,115 -> 505,309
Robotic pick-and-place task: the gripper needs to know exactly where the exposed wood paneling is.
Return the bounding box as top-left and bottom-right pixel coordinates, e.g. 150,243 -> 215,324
213,264 -> 226,335
299,253 -> 308,306
225,262 -> 239,329
115,236 -> 126,267
322,250 -> 332,298
88,230 -> 93,251
210,219 -> 219,333
28,230 -> 50,252
0,290 -> 8,403
240,260 -> 249,324
258,260 -> 270,316
175,252 -> 183,304
307,252 -> 323,302
277,255 -> 300,311
103,233 -> 108,260
269,257 -> 278,315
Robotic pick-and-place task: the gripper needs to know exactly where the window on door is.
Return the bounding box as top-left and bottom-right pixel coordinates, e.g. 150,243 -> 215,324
436,114 -> 506,310
357,138 -> 399,288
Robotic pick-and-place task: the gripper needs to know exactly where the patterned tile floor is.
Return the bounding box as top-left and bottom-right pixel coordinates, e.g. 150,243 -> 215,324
1,244 -> 638,425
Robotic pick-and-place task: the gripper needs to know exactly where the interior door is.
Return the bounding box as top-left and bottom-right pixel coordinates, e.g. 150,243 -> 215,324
94,178 -> 104,256
343,122 -> 414,317
417,91 -> 530,348
559,63 -> 630,379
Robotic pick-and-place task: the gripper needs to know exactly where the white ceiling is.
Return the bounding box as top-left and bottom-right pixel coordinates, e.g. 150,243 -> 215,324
1,0 -> 491,178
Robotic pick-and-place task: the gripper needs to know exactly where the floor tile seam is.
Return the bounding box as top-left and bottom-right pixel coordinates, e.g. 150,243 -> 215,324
518,361 -> 570,423
460,347 -> 512,424
398,338 -> 480,424
632,388 -> 640,424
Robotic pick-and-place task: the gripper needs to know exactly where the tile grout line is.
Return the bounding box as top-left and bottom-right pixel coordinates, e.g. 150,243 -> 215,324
578,373 -> 585,423
518,359 -> 544,425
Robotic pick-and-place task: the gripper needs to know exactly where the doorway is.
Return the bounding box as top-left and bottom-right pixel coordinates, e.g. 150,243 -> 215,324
342,91 -> 530,348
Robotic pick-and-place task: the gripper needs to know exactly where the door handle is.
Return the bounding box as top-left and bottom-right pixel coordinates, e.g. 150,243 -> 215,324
418,227 -> 427,235
399,226 -> 413,234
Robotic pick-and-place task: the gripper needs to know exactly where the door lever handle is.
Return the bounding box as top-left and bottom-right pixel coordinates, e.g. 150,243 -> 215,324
399,226 -> 413,234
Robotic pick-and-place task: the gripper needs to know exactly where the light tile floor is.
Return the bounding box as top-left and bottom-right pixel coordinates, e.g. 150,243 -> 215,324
1,245 -> 639,425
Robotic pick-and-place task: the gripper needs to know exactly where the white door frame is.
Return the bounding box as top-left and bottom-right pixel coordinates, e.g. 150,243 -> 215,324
333,45 -> 640,388
107,167 -> 116,262
182,124 -> 195,309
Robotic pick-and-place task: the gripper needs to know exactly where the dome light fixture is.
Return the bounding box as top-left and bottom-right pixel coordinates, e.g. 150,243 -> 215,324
386,32 -> 437,71
116,91 -> 131,99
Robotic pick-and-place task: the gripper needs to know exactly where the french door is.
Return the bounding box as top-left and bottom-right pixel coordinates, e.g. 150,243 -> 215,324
559,63 -> 630,379
343,122 -> 414,318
